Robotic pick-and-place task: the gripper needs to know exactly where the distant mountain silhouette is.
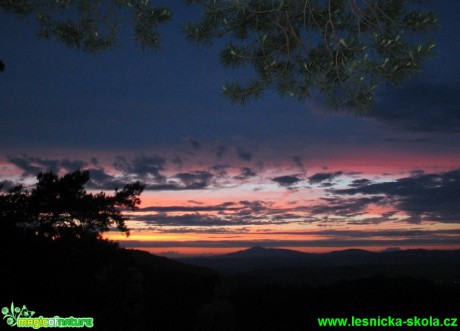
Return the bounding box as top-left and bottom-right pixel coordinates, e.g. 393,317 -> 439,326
216,246 -> 314,259
183,246 -> 460,264
178,247 -> 460,285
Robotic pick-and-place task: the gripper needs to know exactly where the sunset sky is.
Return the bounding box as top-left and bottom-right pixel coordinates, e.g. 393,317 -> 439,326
1,1 -> 460,256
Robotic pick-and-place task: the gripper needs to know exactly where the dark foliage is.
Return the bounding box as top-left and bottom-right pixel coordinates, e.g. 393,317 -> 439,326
185,0 -> 437,109
1,1 -> 438,110
0,0 -> 171,52
0,169 -> 144,240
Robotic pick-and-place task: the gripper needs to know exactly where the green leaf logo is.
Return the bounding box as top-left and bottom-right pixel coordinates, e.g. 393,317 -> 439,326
2,302 -> 34,327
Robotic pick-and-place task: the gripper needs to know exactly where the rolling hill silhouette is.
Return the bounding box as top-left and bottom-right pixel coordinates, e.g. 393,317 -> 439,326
217,245 -> 314,259
179,246 -> 460,285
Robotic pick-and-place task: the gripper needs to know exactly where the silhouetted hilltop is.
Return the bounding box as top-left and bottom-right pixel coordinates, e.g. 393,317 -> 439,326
179,247 -> 460,285
216,246 -> 314,259
181,246 -> 460,265
129,248 -> 215,275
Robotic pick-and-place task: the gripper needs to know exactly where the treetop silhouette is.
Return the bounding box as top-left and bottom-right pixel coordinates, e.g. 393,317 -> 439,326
0,0 -> 171,52
0,169 -> 144,241
185,0 -> 438,109
1,0 -> 438,109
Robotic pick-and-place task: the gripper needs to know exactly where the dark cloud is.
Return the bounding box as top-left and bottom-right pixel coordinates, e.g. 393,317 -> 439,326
238,200 -> 271,214
5,155 -> 218,192
272,175 -> 302,187
308,171 -> 343,184
148,226 -> 237,234
146,183 -> 208,191
133,211 -> 282,227
185,137 -> 201,150
152,228 -> 251,235
87,168 -> 130,189
345,171 -> 363,177
0,179 -> 16,191
143,183 -> 186,191
139,201 -> 285,222
90,159 -> 219,191
138,173 -> 216,191
292,156 -> 306,172
8,155 -> 88,176
345,216 -> 395,225
78,156 -> 220,191
334,170 -> 460,223
6,155 -> 137,190
88,168 -> 116,187
368,80 -> 460,132
269,228 -> 459,237
175,170 -> 214,189
188,200 -> 203,205
349,178 -> 373,188
9,156 -> 58,175
138,213 -> 245,227
60,159 -> 87,170
309,196 -> 385,218
140,202 -> 237,213
142,227 -> 250,235
210,164 -> 230,176
114,155 -> 166,180
236,147 -> 252,161
271,213 -> 304,222
234,167 -> 257,180
266,228 -> 460,240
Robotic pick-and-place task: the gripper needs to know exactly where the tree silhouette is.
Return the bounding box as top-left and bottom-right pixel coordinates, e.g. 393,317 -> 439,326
0,0 -> 171,52
1,0 -> 438,109
185,0 -> 437,109
0,169 -> 144,241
